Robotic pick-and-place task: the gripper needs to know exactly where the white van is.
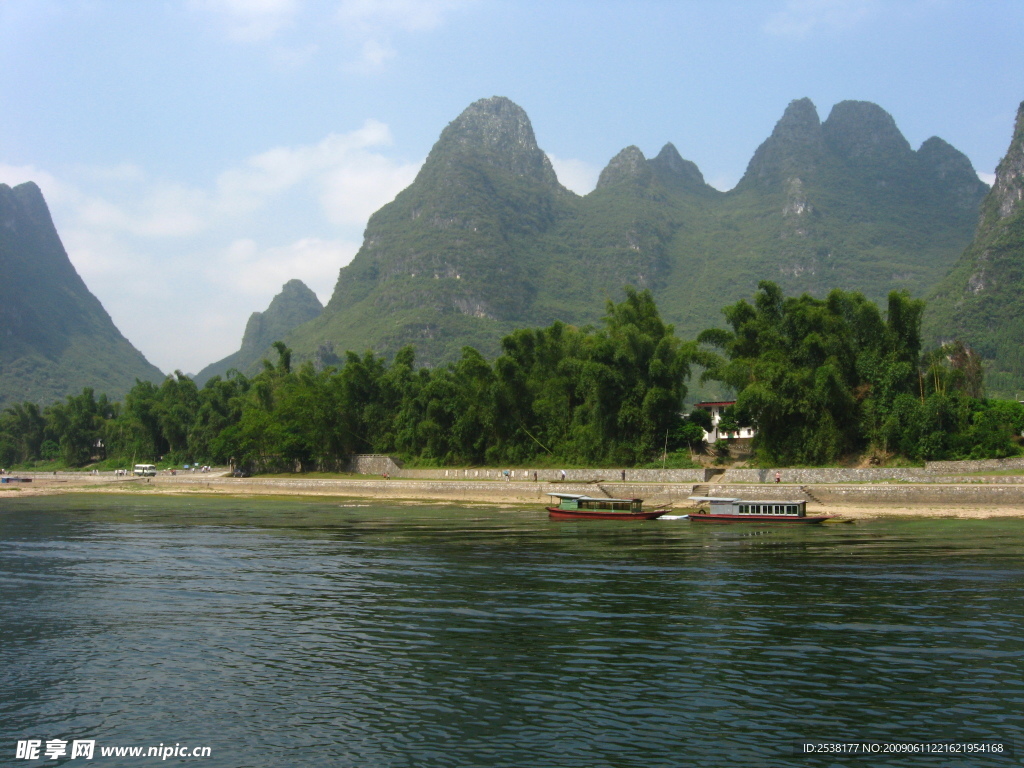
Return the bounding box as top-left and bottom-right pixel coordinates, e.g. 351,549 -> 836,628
133,464 -> 157,476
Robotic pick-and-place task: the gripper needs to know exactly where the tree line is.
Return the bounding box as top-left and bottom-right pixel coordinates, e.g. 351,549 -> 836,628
2,284 -> 1022,471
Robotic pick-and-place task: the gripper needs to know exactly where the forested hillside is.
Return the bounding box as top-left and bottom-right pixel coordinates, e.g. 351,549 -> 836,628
925,101 -> 1024,397
4,289 -> 1020,471
0,182 -> 164,409
257,96 -> 986,380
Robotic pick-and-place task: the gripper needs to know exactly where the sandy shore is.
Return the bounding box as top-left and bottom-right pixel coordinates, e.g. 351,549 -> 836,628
4,473 -> 1024,519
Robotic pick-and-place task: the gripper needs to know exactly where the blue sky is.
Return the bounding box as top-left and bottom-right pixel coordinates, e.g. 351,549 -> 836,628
2,0 -> 1022,374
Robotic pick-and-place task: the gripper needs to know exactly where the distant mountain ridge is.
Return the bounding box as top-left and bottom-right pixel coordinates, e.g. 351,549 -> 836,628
195,279 -> 323,384
206,96 -> 990,390
0,182 -> 164,408
925,100 -> 1024,396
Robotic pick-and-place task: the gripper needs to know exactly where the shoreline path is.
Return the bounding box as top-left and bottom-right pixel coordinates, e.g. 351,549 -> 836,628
4,471 -> 1024,519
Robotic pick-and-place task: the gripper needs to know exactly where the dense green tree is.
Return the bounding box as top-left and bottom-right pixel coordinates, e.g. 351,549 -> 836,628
701,281 -> 1021,464
2,287 -> 1020,471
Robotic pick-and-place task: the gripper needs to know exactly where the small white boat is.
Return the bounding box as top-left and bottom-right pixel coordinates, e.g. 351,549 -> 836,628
687,496 -> 831,524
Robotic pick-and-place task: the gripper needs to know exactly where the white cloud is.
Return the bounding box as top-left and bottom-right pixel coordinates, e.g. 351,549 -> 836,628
763,0 -> 879,38
0,163 -> 70,203
344,38 -> 397,73
978,171 -> 996,186
336,0 -> 465,34
214,120 -> 420,222
706,174 -> 738,193
2,121 -> 422,372
320,153 -> 419,225
192,0 -> 474,69
546,154 -> 600,196
216,236 -> 357,298
335,0 -> 474,71
24,120 -> 416,244
192,0 -> 299,42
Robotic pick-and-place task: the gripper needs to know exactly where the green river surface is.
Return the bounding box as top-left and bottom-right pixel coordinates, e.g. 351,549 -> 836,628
1,493 -> 1022,767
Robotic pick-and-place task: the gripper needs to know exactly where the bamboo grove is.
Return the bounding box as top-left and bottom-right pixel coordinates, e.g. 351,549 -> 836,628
2,285 -> 1022,471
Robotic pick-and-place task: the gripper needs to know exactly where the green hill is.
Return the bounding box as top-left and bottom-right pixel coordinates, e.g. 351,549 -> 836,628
925,100 -> 1024,397
194,279 -> 323,384
235,96 -> 987,380
0,182 -> 164,409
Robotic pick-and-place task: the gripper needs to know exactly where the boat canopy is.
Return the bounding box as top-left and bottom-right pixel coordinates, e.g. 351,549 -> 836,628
689,496 -> 806,505
549,493 -> 638,504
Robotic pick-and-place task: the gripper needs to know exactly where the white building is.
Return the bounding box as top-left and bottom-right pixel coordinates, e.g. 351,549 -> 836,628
693,401 -> 756,444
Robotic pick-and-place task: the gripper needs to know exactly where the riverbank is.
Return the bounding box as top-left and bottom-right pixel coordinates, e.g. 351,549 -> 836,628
4,472 -> 1024,519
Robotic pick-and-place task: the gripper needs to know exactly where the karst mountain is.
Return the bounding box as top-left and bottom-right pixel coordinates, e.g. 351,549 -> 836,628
5,95 -> 1004,407
925,100 -> 1024,396
268,96 -> 988,374
0,182 -> 163,409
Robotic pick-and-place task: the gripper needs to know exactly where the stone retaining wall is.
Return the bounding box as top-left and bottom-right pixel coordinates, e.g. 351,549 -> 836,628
347,455 -> 404,476
392,467 -> 707,483
925,457 -> 1024,473
720,467 -> 932,484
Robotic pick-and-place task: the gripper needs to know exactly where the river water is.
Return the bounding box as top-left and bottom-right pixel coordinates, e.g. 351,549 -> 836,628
1,494 -> 1021,767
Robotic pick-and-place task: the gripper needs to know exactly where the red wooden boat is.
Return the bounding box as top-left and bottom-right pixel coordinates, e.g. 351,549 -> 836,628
687,496 -> 830,524
546,493 -> 669,520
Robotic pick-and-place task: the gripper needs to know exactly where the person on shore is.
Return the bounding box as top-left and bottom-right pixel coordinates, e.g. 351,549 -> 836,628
621,470 -> 626,482
560,470 -> 566,481
533,471 -> 538,482
775,471 -> 781,484
503,469 -> 510,481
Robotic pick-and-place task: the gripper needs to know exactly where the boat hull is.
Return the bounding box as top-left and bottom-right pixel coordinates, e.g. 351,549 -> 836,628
546,507 -> 668,521
688,513 -> 829,524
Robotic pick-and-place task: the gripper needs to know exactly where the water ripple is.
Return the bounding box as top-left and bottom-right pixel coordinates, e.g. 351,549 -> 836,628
1,495 -> 1022,767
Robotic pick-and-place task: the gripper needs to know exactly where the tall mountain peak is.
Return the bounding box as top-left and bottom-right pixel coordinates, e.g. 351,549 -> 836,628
0,182 -> 163,407
924,100 -> 1024,396
597,145 -> 652,188
916,136 -> 989,210
648,143 -> 710,191
274,95 -> 985,384
990,100 -> 1024,220
738,98 -> 824,189
427,96 -> 559,187
239,279 -> 323,354
822,100 -> 912,162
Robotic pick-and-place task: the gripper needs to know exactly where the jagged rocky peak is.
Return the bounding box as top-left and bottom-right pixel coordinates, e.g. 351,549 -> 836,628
240,279 -> 323,354
597,146 -> 652,188
1,182 -> 52,232
822,100 -> 912,162
275,278 -> 322,308
648,142 -> 708,189
990,100 -> 1024,220
1,182 -> 84,284
429,96 -> 559,186
775,97 -> 823,135
917,136 -> 980,181
739,98 -> 825,188
916,136 -> 989,208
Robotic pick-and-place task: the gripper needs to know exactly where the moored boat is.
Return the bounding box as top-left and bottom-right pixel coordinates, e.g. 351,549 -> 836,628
546,493 -> 669,520
687,496 -> 830,524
